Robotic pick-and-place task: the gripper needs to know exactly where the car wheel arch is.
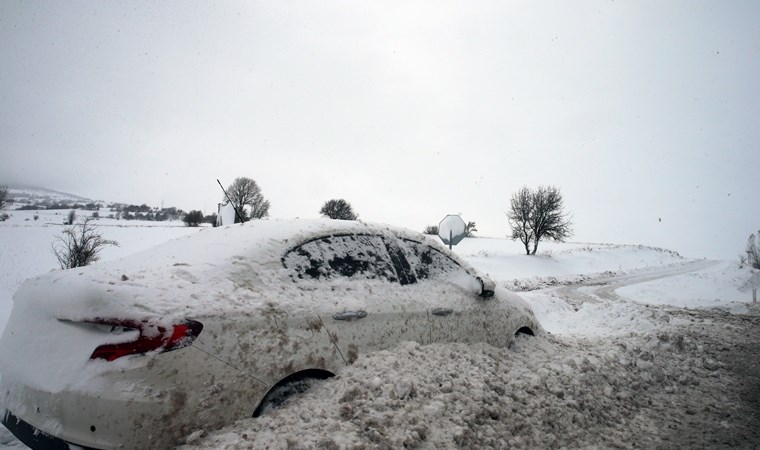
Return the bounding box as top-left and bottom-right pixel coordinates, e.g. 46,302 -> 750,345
515,326 -> 535,337
252,368 -> 335,418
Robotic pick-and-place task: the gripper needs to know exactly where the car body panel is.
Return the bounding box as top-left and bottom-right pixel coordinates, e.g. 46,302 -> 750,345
192,313 -> 345,387
0,345 -> 256,449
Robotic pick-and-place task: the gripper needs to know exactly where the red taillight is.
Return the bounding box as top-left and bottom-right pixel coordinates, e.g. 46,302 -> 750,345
88,318 -> 203,362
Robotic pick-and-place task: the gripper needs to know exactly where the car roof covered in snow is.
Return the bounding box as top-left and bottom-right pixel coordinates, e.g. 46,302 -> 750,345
12,219 -> 474,322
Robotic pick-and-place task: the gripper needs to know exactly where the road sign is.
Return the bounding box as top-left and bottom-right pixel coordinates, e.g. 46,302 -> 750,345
438,215 -> 467,249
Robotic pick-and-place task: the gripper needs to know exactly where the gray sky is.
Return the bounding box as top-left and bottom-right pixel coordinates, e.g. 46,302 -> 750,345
2,1 -> 758,260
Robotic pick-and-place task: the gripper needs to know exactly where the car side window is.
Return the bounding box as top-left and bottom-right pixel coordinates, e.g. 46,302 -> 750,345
400,239 -> 469,281
383,238 -> 417,286
283,234 -> 399,283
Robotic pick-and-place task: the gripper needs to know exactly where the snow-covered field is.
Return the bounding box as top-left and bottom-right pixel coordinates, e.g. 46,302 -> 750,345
0,209 -> 758,448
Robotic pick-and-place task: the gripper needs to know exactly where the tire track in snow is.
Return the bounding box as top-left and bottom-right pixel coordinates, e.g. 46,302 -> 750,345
555,259 -> 721,307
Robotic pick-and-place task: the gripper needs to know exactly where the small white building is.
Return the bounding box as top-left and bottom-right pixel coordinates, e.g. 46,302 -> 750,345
216,203 -> 237,227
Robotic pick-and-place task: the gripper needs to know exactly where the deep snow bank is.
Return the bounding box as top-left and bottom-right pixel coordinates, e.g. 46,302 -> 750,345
176,242 -> 760,449
180,315 -> 758,449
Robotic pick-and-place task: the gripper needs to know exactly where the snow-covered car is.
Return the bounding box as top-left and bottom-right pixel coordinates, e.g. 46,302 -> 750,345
0,219 -> 541,449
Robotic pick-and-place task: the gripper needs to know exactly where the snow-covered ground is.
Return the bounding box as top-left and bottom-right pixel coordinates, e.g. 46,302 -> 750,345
0,209 -> 200,328
0,209 -> 758,448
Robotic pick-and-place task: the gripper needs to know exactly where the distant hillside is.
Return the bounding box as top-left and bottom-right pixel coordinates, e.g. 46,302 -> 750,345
6,184 -> 93,207
2,185 -> 196,223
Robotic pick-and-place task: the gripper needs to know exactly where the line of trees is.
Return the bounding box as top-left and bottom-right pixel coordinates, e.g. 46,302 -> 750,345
7,179 -> 579,258
507,185 -> 573,255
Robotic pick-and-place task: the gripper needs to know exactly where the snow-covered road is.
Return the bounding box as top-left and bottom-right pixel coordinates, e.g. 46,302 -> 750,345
526,259 -> 751,338
557,259 -> 721,306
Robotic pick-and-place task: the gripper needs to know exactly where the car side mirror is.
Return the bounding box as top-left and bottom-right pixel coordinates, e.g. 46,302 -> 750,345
477,276 -> 495,298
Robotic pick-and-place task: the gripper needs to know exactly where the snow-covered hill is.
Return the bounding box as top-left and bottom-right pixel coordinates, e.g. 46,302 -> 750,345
3,184 -> 94,208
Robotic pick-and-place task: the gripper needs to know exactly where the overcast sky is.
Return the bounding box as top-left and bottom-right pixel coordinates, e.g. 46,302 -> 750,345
1,1 -> 758,259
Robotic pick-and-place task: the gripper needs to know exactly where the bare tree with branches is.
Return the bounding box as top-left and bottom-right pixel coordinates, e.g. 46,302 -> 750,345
507,186 -> 534,255
224,177 -> 271,222
529,185 -> 573,254
319,199 -> 358,220
0,186 -> 8,209
52,218 -> 119,269
507,185 -> 573,255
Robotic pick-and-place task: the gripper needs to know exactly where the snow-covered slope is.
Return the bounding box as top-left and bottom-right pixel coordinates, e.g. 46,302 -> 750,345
4,185 -> 93,208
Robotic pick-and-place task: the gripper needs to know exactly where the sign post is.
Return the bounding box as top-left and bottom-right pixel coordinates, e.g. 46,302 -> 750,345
438,215 -> 467,250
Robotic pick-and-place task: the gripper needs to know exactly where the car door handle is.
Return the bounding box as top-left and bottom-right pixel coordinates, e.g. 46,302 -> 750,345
431,307 -> 453,317
333,310 -> 368,321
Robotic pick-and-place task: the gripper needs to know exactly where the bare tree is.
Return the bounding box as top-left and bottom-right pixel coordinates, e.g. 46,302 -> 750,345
507,185 -> 573,255
529,185 -> 573,254
52,218 -> 119,269
0,185 -> 8,209
465,221 -> 478,237
507,186 -> 534,255
224,177 -> 271,222
319,199 -> 358,220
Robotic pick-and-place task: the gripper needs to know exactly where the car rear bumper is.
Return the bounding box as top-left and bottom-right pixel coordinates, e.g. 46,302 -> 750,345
2,410 -> 99,450
0,345 -> 263,449
0,374 -> 172,450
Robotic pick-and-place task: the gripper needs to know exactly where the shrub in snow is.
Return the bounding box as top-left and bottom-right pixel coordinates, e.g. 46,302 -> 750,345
423,225 -> 439,235
204,213 -> 218,227
183,210 -> 205,227
319,198 -> 359,220
52,217 -> 118,269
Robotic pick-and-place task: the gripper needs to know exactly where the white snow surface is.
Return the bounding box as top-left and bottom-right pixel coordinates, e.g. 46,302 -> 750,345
617,260 -> 755,312
0,210 -> 758,448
